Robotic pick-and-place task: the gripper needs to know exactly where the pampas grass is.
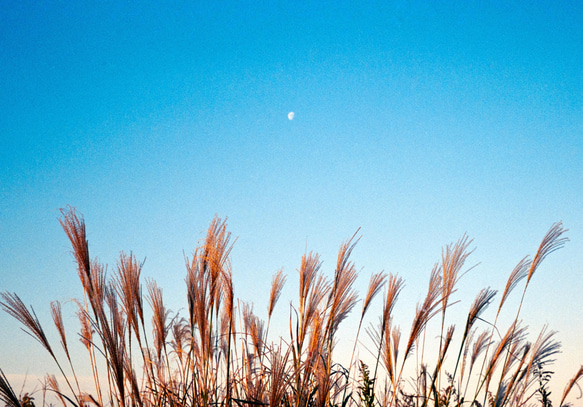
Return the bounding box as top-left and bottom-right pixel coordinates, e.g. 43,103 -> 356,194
1,209 -> 581,407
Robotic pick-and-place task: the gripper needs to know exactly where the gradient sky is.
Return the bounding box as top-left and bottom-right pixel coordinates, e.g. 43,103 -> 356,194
1,0 -> 582,400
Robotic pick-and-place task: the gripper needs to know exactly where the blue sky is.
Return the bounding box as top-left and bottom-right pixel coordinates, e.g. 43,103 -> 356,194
1,0 -> 582,399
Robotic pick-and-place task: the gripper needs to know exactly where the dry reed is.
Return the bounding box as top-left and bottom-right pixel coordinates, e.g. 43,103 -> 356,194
1,209 -> 580,407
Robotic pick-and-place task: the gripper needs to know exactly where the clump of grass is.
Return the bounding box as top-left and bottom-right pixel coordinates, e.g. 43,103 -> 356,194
1,208 -> 581,407
0,369 -> 21,407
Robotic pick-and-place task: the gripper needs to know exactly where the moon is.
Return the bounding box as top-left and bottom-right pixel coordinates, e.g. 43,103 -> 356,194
288,112 -> 294,120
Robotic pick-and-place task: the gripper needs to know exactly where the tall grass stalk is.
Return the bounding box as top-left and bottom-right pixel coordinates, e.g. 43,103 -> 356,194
1,209 -> 580,407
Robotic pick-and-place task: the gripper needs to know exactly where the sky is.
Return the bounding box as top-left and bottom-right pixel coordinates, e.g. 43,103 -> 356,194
1,0 -> 582,402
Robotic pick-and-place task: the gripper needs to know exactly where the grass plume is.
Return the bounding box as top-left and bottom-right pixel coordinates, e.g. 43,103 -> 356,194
0,210 -> 578,407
